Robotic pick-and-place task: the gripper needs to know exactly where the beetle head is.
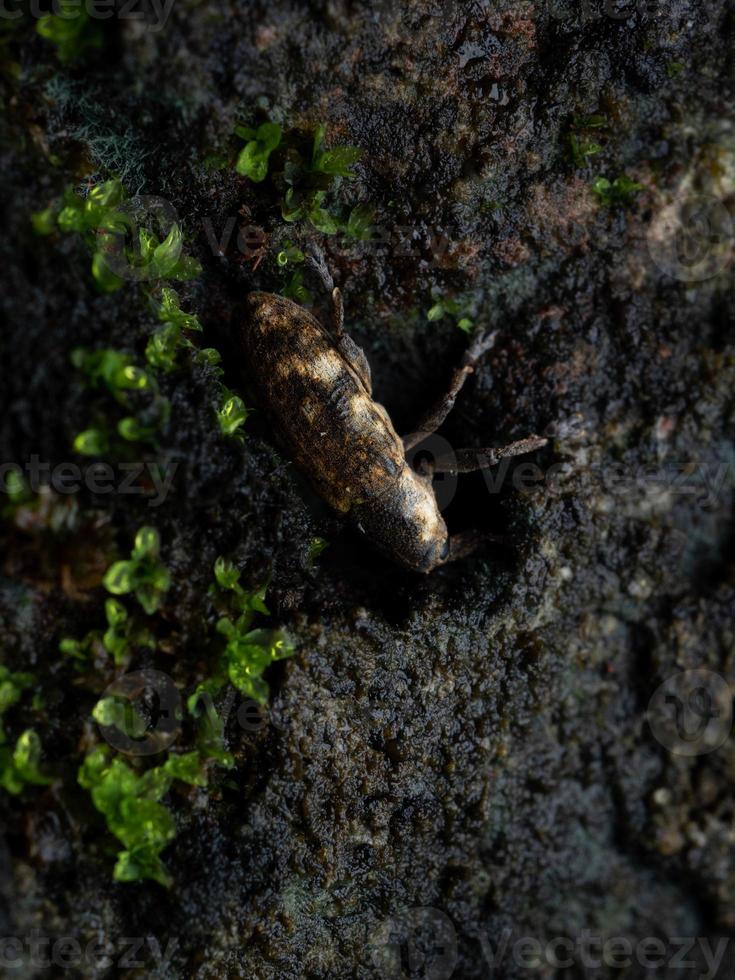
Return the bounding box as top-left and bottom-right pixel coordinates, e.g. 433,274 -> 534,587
351,466 -> 450,573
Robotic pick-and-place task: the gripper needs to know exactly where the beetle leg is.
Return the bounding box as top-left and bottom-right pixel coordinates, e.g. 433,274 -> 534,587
329,286 -> 374,393
305,247 -> 372,391
430,436 -> 548,473
403,330 -> 498,451
306,244 -> 344,336
338,334 -> 373,393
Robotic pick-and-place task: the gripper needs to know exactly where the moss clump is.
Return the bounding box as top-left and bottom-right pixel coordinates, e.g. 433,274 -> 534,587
103,526 -> 171,616
33,179 -> 201,293
78,746 -> 205,888
592,174 -> 643,207
235,122 -> 282,182
60,598 -> 154,669
0,730 -> 52,795
427,291 -> 476,334
188,557 -> 295,708
36,0 -> 102,63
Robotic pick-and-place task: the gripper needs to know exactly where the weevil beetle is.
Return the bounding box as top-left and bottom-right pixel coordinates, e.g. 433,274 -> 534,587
241,279 -> 547,573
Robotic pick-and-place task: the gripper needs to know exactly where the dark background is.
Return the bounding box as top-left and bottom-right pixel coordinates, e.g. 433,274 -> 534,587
1,1 -> 734,977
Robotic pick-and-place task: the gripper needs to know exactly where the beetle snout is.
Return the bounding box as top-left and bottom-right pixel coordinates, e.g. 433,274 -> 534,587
415,533 -> 450,573
358,467 -> 451,573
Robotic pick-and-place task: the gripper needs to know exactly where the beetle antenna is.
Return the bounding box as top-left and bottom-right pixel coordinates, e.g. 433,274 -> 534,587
331,287 -> 344,336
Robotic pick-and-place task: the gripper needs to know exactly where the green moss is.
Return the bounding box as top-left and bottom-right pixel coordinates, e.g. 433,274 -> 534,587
592,174 -> 643,207
104,598 -> 153,664
162,750 -> 207,787
134,223 -> 202,283
195,348 -> 224,374
566,114 -> 607,168
309,123 -> 363,177
281,268 -> 313,305
145,325 -> 183,373
78,747 -> 179,887
155,288 -> 203,331
276,244 -> 305,267
235,122 -> 282,182
36,0 -> 102,63
0,652 -> 52,799
344,202 -> 375,241
31,205 -> 58,236
307,537 -> 329,566
227,119 -> 372,246
60,598 -> 153,669
35,179 -> 127,292
187,558 -> 295,709
213,560 -> 293,705
62,548 -> 294,887
34,180 -> 201,293
569,133 -> 603,167
0,667 -> 34,741
216,390 -> 249,439
0,730 -> 52,795
426,291 -> 476,333
71,346 -> 171,453
213,556 -> 248,592
61,551 -> 295,886
188,694 -> 235,769
145,287 -> 204,372
58,201 -> 238,457
92,695 -> 148,738
217,620 -> 293,705
72,347 -> 153,402
72,427 -> 110,456
280,123 -> 362,233
117,409 -> 170,443
103,527 -> 171,616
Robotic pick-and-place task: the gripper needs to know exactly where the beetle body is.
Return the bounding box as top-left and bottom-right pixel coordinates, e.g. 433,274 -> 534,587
242,292 -> 449,572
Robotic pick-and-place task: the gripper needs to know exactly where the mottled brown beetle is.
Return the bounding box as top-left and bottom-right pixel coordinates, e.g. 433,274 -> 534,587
241,259 -> 546,573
